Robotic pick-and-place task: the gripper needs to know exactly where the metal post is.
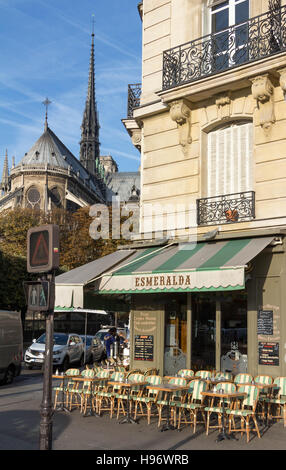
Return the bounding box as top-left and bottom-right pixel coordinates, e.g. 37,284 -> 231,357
39,272 -> 55,451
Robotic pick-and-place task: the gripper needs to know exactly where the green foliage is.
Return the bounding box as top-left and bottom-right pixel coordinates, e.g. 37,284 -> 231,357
0,206 -> 132,310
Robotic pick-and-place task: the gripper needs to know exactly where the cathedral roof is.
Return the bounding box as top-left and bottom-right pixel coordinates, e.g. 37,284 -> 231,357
15,126 -> 104,199
105,171 -> 140,202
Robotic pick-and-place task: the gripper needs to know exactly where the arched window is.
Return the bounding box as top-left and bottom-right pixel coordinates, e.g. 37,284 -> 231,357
50,187 -> 62,208
26,186 -> 41,209
205,121 -> 253,198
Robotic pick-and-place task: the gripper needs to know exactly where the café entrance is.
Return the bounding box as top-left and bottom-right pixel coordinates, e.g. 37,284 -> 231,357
191,291 -> 247,372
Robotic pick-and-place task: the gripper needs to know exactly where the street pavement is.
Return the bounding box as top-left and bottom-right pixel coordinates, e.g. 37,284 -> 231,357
0,367 -> 285,456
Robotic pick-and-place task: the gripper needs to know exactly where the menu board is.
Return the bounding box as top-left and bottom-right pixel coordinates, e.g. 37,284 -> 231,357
258,342 -> 279,366
257,310 -> 273,336
134,335 -> 154,361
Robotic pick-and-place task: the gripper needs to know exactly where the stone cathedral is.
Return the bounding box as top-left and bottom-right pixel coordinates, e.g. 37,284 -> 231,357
0,33 -> 140,212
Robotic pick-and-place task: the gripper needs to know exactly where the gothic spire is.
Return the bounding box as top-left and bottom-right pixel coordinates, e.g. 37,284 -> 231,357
1,149 -> 9,194
80,22 -> 100,175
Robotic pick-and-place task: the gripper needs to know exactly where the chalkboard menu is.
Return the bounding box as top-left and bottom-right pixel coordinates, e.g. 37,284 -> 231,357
134,335 -> 154,361
257,310 -> 273,335
258,342 -> 279,366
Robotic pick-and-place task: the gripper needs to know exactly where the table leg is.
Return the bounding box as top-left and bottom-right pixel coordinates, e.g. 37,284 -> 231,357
119,388 -> 137,424
55,377 -> 70,413
83,382 -> 100,418
216,398 -> 235,442
160,393 -> 175,432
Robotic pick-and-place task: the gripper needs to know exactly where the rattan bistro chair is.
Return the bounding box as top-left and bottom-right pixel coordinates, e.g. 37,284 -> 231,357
133,375 -> 162,424
96,371 -> 125,418
177,369 -> 194,379
195,370 -> 212,379
116,373 -> 145,419
205,381 -> 236,435
176,380 -> 207,432
266,377 -> 286,427
226,384 -> 261,443
157,377 -> 187,428
234,373 -> 253,385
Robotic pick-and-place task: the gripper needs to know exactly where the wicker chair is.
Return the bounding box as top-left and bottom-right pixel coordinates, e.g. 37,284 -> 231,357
133,375 -> 162,424
226,384 -> 261,442
176,380 -> 207,432
205,381 -> 236,435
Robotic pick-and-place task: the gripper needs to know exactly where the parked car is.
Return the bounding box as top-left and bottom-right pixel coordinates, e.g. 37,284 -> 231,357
24,332 -> 84,370
87,335 -> 106,363
80,335 -> 106,363
0,310 -> 23,385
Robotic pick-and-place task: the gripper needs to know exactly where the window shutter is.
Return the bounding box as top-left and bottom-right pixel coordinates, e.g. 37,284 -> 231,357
206,122 -> 253,197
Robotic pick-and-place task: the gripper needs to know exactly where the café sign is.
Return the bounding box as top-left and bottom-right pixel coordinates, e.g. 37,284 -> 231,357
134,273 -> 192,289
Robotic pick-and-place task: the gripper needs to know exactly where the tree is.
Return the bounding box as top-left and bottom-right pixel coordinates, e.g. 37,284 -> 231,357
0,206 -> 132,310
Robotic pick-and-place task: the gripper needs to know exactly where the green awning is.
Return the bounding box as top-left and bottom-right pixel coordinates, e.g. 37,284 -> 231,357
96,237 -> 273,294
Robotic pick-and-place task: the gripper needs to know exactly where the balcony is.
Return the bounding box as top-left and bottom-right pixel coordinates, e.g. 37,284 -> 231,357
127,83 -> 142,118
197,191 -> 255,227
163,5 -> 286,91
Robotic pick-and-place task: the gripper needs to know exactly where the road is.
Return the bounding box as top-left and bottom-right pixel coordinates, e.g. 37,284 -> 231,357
0,367 -> 285,453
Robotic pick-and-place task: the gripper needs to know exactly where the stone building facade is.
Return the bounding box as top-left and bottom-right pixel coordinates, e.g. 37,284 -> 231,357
117,0 -> 286,378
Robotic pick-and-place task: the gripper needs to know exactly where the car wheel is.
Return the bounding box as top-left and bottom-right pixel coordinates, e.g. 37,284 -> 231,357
100,351 -> 107,362
27,365 -> 34,370
3,365 -> 15,385
62,356 -> 69,371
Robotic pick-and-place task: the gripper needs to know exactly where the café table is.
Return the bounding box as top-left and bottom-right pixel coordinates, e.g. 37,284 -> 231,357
108,380 -> 147,424
202,390 -> 247,442
147,383 -> 189,432
52,373 -> 73,413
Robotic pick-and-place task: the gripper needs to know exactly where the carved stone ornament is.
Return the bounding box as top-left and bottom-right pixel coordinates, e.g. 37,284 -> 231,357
169,99 -> 192,155
277,67 -> 286,99
215,92 -> 231,120
130,130 -> 141,153
250,74 -> 276,132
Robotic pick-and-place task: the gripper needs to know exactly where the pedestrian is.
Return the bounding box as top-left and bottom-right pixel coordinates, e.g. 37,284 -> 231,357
104,327 -> 116,358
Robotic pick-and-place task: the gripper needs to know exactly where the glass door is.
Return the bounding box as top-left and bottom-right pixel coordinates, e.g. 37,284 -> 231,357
220,292 -> 247,372
191,293 -> 216,371
164,302 -> 187,376
211,0 -> 249,72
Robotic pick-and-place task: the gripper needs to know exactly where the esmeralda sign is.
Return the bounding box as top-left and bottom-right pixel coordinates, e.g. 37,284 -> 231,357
97,268 -> 245,293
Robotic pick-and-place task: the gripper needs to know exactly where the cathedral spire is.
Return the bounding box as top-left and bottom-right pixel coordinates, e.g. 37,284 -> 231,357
1,149 -> 9,195
80,19 -> 100,175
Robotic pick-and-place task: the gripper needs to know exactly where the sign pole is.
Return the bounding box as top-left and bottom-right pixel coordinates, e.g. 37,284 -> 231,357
39,272 -> 55,450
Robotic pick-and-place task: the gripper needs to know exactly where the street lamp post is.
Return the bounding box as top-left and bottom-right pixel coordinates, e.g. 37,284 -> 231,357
39,272 -> 55,450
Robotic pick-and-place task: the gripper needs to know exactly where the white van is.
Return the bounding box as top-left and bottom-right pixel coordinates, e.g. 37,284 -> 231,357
0,310 -> 23,385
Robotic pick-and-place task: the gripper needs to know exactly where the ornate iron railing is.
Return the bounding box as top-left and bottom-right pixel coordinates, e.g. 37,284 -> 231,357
127,83 -> 141,118
197,191 -> 255,226
163,5 -> 286,90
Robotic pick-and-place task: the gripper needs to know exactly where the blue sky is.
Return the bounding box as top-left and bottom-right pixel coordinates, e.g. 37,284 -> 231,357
0,0 -> 142,178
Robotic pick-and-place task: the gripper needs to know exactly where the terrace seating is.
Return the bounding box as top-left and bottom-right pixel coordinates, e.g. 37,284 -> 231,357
133,375 -> 162,424
266,376 -> 286,427
195,370 -> 212,379
205,381 -> 236,435
177,369 -> 194,379
226,384 -> 261,443
176,380 -> 207,432
234,373 -> 253,385
157,377 -> 187,428
116,373 -> 145,419
96,371 -> 125,418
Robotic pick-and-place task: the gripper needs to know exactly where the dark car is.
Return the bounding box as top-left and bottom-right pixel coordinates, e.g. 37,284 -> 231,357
80,335 -> 106,363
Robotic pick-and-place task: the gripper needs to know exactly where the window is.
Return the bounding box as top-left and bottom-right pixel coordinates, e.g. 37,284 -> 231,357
26,186 -> 41,209
210,0 -> 249,71
206,121 -> 253,198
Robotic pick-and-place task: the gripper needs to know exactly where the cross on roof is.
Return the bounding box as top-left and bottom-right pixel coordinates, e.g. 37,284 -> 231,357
43,97 -> 52,130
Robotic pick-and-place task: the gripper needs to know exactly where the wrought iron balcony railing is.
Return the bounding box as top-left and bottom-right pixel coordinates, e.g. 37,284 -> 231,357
127,83 -> 141,118
163,5 -> 286,90
197,191 -> 255,226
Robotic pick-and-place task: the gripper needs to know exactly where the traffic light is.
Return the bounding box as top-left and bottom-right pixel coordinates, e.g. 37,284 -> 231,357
23,280 -> 50,311
27,225 -> 59,273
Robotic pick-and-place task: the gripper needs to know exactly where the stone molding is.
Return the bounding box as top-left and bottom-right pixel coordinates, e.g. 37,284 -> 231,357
250,74 -> 276,132
277,67 -> 286,99
169,99 -> 192,155
215,92 -> 232,120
